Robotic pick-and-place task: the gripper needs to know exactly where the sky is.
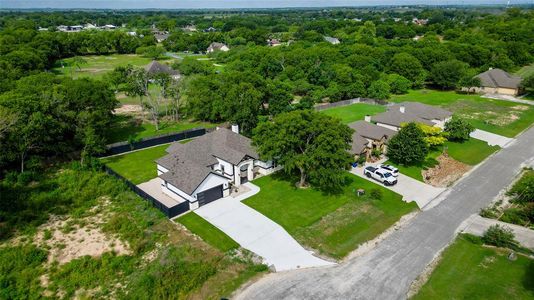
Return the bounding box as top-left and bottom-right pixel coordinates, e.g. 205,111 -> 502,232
1,0 -> 531,9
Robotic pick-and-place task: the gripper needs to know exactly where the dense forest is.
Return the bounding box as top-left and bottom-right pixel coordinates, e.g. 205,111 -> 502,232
0,7 -> 533,173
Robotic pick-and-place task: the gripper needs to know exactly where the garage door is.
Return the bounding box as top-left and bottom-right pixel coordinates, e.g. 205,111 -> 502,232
197,185 -> 223,207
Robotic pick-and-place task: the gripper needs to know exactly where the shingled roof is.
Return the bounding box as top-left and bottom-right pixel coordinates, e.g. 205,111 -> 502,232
156,128 -> 258,195
348,120 -> 397,142
372,102 -> 452,128
145,61 -> 179,76
476,68 -> 522,89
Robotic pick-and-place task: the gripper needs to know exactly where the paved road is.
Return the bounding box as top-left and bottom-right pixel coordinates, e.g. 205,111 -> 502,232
236,126 -> 534,300
195,183 -> 334,271
350,164 -> 445,208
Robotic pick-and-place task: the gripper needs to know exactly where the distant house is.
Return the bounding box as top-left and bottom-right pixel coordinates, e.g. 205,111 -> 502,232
101,24 -> 116,30
207,42 -> 230,53
84,23 -> 97,30
324,36 -> 340,45
412,18 -> 428,26
145,61 -> 181,80
371,102 -> 453,131
156,126 -> 276,209
127,31 -> 137,36
154,32 -> 170,43
57,25 -> 83,32
349,119 -> 398,160
267,39 -> 282,47
203,27 -> 217,32
182,25 -> 197,32
473,68 -> 523,96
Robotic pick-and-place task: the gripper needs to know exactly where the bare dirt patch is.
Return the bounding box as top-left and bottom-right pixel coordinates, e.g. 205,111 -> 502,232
114,104 -> 144,115
423,154 -> 471,188
34,203 -> 130,265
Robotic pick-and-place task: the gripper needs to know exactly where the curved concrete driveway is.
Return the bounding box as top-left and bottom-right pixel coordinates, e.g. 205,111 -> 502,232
194,183 -> 334,272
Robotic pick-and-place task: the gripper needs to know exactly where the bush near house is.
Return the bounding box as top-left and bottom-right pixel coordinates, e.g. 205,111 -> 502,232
445,116 -> 475,141
387,122 -> 429,165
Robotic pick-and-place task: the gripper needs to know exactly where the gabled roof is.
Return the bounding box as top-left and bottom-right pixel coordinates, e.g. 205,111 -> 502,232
372,110 -> 434,127
144,61 -> 179,76
348,120 -> 397,142
390,102 -> 452,121
351,133 -> 369,154
476,68 -> 522,89
207,42 -> 228,50
157,128 -> 258,195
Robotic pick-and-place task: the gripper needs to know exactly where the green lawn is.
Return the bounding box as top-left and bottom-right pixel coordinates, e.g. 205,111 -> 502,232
100,144 -> 169,184
106,115 -> 215,144
391,89 -> 534,137
243,174 -> 417,259
516,63 -> 534,78
444,139 -> 500,165
385,138 -> 499,182
321,103 -> 387,124
177,212 -> 239,252
52,54 -> 173,79
414,234 -> 534,300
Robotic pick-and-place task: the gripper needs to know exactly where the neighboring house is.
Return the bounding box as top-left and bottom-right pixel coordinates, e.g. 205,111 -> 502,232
267,39 -> 282,47
145,61 -> 181,80
84,23 -> 97,30
127,31 -> 137,36
156,126 -> 276,209
324,36 -> 340,45
349,119 -> 397,160
371,102 -> 452,131
182,25 -> 197,32
412,18 -> 428,25
154,32 -> 170,43
101,24 -> 117,30
204,27 -> 217,32
207,42 -> 230,53
473,68 -> 523,96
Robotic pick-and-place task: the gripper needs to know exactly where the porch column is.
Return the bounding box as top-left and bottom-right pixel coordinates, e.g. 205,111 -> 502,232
234,165 -> 241,187
247,161 -> 253,180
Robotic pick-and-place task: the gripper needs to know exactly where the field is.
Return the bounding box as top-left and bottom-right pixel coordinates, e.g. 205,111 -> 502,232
52,54 -> 173,79
243,173 -> 417,259
391,90 -> 534,137
0,166 -> 266,299
516,63 -> 534,78
177,212 -> 240,252
106,115 -> 215,143
414,234 -> 534,300
321,103 -> 387,124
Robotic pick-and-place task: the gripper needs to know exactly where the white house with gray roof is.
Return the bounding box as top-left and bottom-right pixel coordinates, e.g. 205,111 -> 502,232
473,68 -> 523,96
155,126 -> 275,209
371,102 -> 452,131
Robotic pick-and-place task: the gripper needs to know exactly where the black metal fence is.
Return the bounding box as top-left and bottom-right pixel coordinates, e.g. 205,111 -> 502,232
103,165 -> 190,218
314,97 -> 387,111
102,127 -> 206,156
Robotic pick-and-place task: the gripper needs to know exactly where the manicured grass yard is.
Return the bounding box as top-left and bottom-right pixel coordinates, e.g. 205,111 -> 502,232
414,234 -> 534,300
106,115 -> 215,143
243,174 -> 418,259
52,54 -> 172,79
177,212 -> 239,252
321,103 -> 387,124
391,89 -> 534,137
100,144 -> 169,184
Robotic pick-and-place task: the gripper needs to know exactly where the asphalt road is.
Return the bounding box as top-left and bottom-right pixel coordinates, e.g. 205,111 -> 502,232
236,126 -> 534,300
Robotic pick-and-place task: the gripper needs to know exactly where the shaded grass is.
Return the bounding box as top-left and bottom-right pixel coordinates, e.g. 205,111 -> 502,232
391,89 -> 534,137
516,63 -> 534,78
243,173 -> 417,258
106,115 -> 215,144
100,144 -> 169,184
414,234 -> 534,300
321,103 -> 387,124
177,212 -> 239,252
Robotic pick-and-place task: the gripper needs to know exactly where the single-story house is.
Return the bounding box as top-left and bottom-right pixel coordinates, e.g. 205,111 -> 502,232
349,119 -> 398,160
154,32 -> 170,43
324,36 -> 340,45
145,61 -> 181,80
371,102 -> 453,131
473,68 -> 523,96
156,126 -> 276,209
207,42 -> 230,53
268,39 -> 282,47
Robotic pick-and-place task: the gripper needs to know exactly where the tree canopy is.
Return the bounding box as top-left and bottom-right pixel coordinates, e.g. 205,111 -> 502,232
387,122 -> 429,165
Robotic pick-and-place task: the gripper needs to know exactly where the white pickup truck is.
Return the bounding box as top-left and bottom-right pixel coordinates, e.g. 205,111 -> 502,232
363,166 -> 398,186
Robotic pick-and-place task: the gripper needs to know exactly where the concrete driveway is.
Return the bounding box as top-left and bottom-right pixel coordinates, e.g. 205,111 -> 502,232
194,183 -> 334,272
470,129 -> 513,148
350,165 -> 445,208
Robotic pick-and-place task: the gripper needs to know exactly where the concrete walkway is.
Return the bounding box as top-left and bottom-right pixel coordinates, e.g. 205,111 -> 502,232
482,93 -> 534,106
195,182 -> 334,272
350,165 -> 445,208
470,129 -> 513,147
460,214 -> 534,250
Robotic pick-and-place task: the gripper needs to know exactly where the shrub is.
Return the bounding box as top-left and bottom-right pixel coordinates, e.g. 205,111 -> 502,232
507,170 -> 534,203
500,208 -> 529,226
387,122 -> 429,165
482,224 -> 518,249
444,116 -> 475,142
370,188 -> 383,200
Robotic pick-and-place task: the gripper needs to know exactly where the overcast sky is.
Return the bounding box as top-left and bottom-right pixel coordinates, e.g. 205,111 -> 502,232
1,0 -> 532,9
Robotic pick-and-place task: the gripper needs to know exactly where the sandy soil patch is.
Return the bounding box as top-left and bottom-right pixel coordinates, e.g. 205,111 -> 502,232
34,211 -> 130,265
423,154 -> 471,188
114,104 -> 143,115
512,105 -> 529,111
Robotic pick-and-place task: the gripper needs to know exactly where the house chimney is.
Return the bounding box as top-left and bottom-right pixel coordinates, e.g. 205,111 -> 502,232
364,115 -> 371,122
399,105 -> 405,113
231,124 -> 239,134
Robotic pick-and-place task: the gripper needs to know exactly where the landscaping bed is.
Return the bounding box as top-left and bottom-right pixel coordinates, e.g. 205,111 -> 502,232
243,173 -> 417,259
413,234 -> 534,299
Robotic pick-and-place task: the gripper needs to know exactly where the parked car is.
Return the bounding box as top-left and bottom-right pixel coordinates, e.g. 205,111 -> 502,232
378,164 -> 399,177
364,166 -> 398,186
